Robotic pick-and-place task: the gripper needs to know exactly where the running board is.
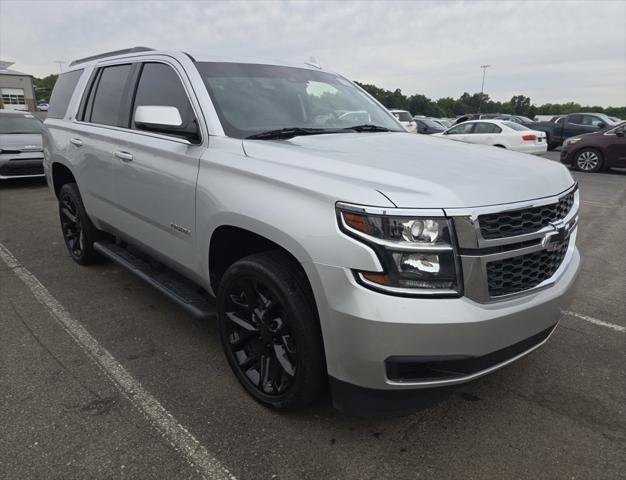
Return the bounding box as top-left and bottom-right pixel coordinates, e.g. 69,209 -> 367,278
93,240 -> 216,319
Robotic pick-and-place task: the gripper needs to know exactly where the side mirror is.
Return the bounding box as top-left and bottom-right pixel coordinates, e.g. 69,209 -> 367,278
596,122 -> 606,129
134,105 -> 200,143
616,127 -> 624,137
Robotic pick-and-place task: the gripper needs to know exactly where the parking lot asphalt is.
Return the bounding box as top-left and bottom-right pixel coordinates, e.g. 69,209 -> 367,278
1,151 -> 625,480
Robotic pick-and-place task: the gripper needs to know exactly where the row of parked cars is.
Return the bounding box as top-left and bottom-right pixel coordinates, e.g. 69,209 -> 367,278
389,109 -> 625,171
1,99 -> 624,184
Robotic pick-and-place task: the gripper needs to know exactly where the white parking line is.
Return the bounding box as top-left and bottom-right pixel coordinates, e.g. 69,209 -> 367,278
562,310 -> 625,333
0,243 -> 236,480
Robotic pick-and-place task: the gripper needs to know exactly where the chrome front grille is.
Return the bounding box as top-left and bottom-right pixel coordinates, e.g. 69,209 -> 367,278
486,239 -> 569,297
478,191 -> 575,239
447,185 -> 579,303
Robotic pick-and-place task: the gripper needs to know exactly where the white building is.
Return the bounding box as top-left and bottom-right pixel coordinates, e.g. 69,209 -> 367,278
0,61 -> 37,111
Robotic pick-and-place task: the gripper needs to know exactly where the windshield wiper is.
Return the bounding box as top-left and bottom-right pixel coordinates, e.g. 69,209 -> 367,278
245,124 -> 392,140
344,124 -> 391,132
246,127 -> 339,140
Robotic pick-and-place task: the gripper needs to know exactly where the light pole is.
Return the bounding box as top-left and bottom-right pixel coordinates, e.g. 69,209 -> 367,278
478,64 -> 491,113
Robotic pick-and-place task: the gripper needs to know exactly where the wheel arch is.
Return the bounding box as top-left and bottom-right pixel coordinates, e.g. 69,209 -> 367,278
51,162 -> 77,198
207,220 -> 317,304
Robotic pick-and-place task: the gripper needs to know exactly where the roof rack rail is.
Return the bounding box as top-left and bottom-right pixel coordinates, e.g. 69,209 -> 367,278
69,47 -> 154,67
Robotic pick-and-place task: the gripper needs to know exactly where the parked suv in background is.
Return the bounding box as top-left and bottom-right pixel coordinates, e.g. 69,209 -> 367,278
43,48 -> 580,415
536,113 -> 617,150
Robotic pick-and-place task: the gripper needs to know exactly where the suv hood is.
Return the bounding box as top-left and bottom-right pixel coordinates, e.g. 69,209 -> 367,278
0,133 -> 43,150
243,132 -> 574,208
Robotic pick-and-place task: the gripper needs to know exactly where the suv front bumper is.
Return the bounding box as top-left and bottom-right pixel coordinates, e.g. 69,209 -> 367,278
0,152 -> 45,179
309,246 -> 580,414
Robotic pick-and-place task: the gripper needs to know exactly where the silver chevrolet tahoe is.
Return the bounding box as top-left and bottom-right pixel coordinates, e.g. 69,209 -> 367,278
43,47 -> 580,415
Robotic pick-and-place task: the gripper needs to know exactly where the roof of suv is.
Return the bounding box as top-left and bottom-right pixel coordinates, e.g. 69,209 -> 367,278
66,47 -> 331,73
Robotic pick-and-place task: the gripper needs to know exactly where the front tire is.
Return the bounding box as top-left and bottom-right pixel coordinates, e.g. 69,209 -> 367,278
573,148 -> 603,173
58,183 -> 103,265
217,251 -> 325,411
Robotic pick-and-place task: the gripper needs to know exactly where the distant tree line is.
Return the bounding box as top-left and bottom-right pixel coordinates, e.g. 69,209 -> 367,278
354,82 -> 626,120
33,73 -> 625,120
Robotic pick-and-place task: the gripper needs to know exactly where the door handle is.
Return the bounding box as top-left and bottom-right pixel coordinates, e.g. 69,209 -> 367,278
114,151 -> 133,161
70,138 -> 83,147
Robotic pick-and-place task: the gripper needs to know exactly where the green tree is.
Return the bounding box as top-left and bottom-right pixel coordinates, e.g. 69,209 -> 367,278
33,74 -> 58,102
509,95 -> 531,115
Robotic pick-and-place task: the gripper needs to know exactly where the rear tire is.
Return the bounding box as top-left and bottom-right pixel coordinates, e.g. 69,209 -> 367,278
573,148 -> 603,173
58,183 -> 103,265
217,251 -> 325,411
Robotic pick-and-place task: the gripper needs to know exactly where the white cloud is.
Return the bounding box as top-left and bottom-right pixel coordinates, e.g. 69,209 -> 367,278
1,0 -> 624,106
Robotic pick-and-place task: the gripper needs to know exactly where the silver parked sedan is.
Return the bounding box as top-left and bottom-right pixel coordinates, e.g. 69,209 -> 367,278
0,110 -> 45,179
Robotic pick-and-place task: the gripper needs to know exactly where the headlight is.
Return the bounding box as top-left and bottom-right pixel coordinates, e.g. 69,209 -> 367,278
337,204 -> 462,296
564,137 -> 581,147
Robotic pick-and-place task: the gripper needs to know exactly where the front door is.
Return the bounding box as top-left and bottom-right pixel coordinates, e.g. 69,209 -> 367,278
111,61 -> 204,272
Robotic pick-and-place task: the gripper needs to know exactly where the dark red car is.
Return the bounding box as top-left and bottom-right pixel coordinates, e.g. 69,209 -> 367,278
561,121 -> 626,172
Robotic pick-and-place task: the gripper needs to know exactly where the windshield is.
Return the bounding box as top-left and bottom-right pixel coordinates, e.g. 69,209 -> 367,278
503,121 -> 529,131
422,118 -> 443,128
195,62 -> 402,138
0,113 -> 43,134
607,121 -> 626,133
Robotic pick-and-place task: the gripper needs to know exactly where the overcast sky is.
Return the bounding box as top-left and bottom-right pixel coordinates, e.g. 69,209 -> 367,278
1,0 -> 624,106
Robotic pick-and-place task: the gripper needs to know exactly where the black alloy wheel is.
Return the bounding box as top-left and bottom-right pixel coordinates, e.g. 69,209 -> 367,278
224,277 -> 297,396
58,183 -> 103,265
60,190 -> 84,258
217,251 -> 325,410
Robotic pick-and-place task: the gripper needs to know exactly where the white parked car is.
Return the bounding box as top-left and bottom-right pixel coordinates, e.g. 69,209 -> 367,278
389,109 -> 417,133
37,102 -> 49,111
434,120 -> 547,154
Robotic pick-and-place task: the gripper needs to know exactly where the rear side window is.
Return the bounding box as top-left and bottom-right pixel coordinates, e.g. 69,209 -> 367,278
473,122 -> 501,134
503,121 -> 527,131
48,69 -> 83,119
132,63 -> 195,130
89,64 -> 133,127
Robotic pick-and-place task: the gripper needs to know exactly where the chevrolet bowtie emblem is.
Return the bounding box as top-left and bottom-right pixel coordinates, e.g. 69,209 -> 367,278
543,223 -> 570,251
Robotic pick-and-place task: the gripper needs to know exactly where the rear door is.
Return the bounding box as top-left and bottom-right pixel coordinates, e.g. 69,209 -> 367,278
110,60 -> 205,272
563,114 -> 600,138
470,122 -> 502,146
71,63 -> 136,229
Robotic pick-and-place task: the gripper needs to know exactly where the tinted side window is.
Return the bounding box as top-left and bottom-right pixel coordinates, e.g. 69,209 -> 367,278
582,115 -> 603,127
132,63 -> 195,130
89,64 -> 133,127
48,69 -> 83,119
568,114 -> 583,125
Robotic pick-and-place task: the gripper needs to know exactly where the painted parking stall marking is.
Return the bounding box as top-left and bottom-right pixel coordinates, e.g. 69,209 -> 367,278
0,242 -> 236,480
562,310 -> 625,333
